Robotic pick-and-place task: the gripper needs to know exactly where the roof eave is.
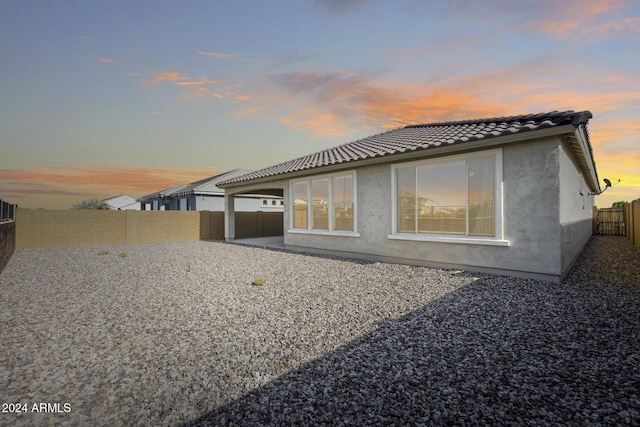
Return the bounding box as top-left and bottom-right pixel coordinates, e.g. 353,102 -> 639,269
193,190 -> 224,196
567,125 -> 600,193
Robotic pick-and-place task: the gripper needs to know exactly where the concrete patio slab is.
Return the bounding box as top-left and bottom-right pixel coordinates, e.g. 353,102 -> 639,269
231,235 -> 285,250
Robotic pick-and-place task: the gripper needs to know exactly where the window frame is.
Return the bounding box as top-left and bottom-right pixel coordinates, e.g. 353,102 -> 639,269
390,149 -> 509,246
289,170 -> 359,237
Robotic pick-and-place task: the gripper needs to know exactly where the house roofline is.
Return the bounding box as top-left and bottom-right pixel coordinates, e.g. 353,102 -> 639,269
219,124 -> 588,189
568,126 -> 600,193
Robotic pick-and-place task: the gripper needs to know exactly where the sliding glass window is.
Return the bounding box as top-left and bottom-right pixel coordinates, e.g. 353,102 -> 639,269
291,171 -> 356,232
395,153 -> 497,237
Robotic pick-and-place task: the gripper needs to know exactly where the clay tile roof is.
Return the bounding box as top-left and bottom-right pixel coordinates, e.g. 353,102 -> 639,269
219,110 -> 592,186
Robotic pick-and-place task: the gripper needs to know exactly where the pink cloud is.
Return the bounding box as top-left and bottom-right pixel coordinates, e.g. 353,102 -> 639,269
527,0 -> 633,40
145,70 -> 190,86
579,15 -> 640,40
140,69 -> 245,103
258,69 -> 521,136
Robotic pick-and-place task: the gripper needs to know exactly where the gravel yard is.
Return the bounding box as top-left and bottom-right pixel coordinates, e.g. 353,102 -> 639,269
1,236 -> 639,426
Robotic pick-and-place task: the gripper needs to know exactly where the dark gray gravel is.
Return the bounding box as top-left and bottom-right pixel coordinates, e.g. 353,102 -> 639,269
1,236 -> 638,426
188,236 -> 640,427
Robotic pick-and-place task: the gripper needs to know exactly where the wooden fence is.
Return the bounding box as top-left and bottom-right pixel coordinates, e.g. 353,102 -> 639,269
0,199 -> 17,274
625,199 -> 640,250
0,220 -> 15,274
594,207 -> 626,236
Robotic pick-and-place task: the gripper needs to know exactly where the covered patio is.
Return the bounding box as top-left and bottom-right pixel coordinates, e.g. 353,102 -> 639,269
222,182 -> 286,242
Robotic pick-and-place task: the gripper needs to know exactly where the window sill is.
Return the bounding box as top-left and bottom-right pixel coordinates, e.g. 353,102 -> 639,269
288,229 -> 360,238
388,233 -> 510,247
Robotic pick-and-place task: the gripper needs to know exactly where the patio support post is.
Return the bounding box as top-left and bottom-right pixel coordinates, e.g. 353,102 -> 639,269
225,193 -> 235,241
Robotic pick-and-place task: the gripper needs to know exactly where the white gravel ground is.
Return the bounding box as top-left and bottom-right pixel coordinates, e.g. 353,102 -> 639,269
0,236 -> 638,426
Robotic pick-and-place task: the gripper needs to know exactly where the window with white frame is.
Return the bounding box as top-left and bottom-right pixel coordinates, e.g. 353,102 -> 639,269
393,149 -> 503,240
291,171 -> 356,232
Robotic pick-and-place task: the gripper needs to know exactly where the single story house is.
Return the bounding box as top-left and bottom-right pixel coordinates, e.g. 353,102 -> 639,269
138,169 -> 283,212
102,194 -> 141,210
217,110 -> 602,283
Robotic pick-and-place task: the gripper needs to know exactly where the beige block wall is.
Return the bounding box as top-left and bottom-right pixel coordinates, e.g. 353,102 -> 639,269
16,208 -> 200,249
124,211 -> 200,244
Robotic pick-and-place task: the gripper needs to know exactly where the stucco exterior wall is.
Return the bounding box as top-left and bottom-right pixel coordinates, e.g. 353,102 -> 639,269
162,195 -> 282,212
234,197 -> 279,212
500,138 -> 563,277
223,136 -> 594,282
558,142 -> 595,275
559,143 -> 594,224
281,137 -> 574,281
195,195 -> 225,211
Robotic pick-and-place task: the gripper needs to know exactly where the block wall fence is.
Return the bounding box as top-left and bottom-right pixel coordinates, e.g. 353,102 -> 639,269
15,208 -> 283,249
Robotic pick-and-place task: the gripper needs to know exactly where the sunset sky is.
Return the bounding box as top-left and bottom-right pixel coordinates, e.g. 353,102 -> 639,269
1,0 -> 638,210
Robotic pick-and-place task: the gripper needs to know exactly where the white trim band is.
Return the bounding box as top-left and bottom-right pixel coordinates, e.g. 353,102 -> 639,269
388,233 -> 510,246
289,229 -> 361,238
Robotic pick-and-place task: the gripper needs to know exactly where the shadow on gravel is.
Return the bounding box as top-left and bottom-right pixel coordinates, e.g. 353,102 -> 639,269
183,237 -> 640,426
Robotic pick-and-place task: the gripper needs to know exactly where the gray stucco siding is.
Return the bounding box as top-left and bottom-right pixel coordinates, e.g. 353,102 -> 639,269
501,138 -> 563,276
559,142 -> 594,224
225,134 -> 594,282
284,137 -> 576,281
558,142 -> 595,275
560,218 -> 593,277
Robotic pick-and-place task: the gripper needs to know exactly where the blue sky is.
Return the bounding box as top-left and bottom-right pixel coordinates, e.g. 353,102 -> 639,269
1,0 -> 638,209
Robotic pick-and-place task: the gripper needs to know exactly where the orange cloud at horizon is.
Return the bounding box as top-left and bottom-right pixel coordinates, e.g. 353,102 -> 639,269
0,165 -> 222,210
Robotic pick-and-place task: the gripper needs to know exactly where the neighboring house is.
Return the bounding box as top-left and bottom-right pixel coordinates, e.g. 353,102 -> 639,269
218,111 -> 602,283
102,194 -> 141,210
138,169 -> 283,212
